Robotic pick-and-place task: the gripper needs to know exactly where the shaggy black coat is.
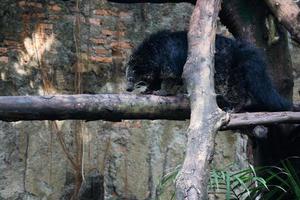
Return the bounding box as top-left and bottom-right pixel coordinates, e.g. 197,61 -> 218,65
126,31 -> 291,111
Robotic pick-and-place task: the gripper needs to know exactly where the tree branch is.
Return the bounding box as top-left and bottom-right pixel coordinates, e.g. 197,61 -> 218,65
0,94 -> 299,130
225,112 -> 300,129
264,0 -> 300,44
0,94 -> 189,122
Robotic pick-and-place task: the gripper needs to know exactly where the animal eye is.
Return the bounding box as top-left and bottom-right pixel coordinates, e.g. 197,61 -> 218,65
138,82 -> 146,86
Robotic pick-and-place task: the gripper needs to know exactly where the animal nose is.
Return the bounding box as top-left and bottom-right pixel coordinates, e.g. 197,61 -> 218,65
126,87 -> 133,92
126,82 -> 134,92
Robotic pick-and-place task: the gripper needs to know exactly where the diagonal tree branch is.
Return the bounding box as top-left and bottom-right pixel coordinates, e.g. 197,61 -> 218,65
264,0 -> 300,44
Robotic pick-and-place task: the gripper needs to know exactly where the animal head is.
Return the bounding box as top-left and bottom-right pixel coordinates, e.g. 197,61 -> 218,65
125,55 -> 160,92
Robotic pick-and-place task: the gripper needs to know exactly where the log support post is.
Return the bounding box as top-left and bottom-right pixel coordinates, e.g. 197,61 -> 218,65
175,0 -> 226,199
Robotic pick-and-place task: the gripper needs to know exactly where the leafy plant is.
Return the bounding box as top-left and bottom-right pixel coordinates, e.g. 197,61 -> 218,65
156,164 -> 284,200
280,158 -> 300,198
157,158 -> 300,200
209,164 -> 272,200
156,165 -> 181,200
260,158 -> 300,200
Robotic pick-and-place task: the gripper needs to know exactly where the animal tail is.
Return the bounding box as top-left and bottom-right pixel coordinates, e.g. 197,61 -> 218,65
235,41 -> 292,111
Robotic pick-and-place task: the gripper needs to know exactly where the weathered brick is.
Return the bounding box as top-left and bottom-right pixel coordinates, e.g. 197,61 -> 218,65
78,53 -> 89,61
39,23 -> 53,31
22,14 -> 31,21
90,38 -> 106,45
49,4 -> 62,12
49,15 -> 61,20
22,13 -> 46,20
90,56 -> 112,63
3,40 -> 20,47
119,11 -> 132,18
35,13 -> 46,18
102,30 -> 125,37
18,1 -> 26,7
88,18 -> 102,26
0,56 -> 9,63
19,1 -> 43,9
0,48 -> 8,54
64,15 -> 75,21
33,23 -> 53,38
111,49 -> 123,57
95,49 -> 110,55
111,41 -> 133,49
93,9 -> 117,16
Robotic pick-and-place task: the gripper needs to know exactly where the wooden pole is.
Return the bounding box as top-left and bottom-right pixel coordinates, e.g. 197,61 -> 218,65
175,0 -> 224,199
0,94 -> 189,121
0,94 -> 299,131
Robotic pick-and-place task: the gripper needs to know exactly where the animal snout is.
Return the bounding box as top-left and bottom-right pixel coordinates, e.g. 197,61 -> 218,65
126,87 -> 133,92
126,82 -> 134,92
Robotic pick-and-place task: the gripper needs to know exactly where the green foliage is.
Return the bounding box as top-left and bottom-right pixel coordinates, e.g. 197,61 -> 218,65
261,158 -> 300,200
156,165 -> 180,200
157,164 -> 271,200
209,164 -> 270,200
156,160 -> 300,200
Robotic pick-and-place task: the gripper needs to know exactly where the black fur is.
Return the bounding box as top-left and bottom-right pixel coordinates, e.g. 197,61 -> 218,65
126,31 -> 291,111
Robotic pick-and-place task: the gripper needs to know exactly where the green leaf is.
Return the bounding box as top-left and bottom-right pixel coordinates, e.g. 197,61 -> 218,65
225,172 -> 231,200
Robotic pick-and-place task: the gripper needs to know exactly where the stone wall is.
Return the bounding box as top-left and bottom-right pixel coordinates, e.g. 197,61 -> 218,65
291,40 -> 300,102
0,1 -> 247,199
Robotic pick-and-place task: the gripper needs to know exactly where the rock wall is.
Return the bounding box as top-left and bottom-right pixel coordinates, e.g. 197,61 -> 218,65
0,1 -> 247,199
291,40 -> 300,102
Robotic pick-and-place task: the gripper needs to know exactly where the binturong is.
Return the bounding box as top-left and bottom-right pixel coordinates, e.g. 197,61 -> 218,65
125,30 -> 292,112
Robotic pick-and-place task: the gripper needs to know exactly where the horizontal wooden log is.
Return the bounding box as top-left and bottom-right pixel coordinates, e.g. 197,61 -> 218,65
224,112 -> 300,129
0,94 -> 299,130
108,0 -> 194,3
0,94 -> 190,121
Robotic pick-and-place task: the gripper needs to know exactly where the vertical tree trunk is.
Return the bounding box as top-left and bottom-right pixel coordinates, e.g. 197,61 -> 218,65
175,0 -> 226,199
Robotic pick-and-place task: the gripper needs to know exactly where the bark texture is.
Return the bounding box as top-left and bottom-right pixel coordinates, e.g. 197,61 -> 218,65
175,0 -> 225,199
0,95 -> 299,131
225,112 -> 300,129
264,0 -> 300,44
0,94 -> 189,121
